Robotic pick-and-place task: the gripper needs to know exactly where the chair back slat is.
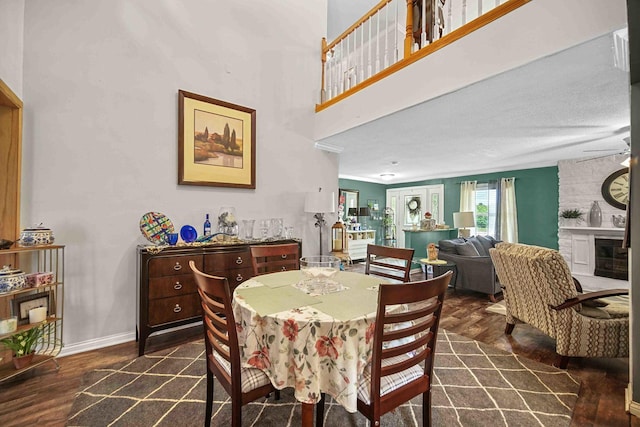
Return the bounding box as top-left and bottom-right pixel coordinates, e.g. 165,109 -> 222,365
381,347 -> 431,377
250,243 -> 300,276
365,244 -> 415,282
381,331 -> 432,360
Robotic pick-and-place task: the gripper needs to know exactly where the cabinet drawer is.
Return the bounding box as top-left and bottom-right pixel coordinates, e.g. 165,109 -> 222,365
208,266 -> 253,291
204,250 -> 251,271
148,274 -> 197,299
148,294 -> 201,326
148,255 -> 203,277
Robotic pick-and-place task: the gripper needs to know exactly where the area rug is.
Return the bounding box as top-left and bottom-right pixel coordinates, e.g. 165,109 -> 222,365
67,330 -> 580,426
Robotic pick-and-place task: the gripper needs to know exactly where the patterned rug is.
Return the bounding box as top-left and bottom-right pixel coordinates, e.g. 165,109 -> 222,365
67,330 -> 580,426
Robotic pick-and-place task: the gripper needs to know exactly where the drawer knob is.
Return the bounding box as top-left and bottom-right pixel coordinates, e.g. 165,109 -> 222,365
236,274 -> 243,282
173,304 -> 182,313
281,266 -> 287,271
173,262 -> 183,271
281,254 -> 288,259
174,282 -> 182,290
235,257 -> 243,265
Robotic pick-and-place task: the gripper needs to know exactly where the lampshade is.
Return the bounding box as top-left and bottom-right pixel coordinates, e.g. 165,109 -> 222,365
348,208 -> 358,216
304,190 -> 336,213
358,207 -> 370,217
453,212 -> 475,228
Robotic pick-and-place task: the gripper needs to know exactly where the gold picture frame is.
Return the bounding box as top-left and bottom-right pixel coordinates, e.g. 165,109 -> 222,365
178,90 -> 256,188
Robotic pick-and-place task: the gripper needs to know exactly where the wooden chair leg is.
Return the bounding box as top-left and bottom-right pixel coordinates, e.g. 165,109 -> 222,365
556,354 -> 570,369
423,390 -> 432,427
505,323 -> 515,335
205,371 -> 213,427
316,393 -> 326,427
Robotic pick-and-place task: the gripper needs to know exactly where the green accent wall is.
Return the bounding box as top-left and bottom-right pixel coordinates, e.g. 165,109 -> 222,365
340,166 -> 559,249
338,179 -> 387,244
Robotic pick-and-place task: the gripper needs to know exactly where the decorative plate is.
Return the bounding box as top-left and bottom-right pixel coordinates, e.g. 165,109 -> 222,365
180,225 -> 198,243
139,212 -> 175,244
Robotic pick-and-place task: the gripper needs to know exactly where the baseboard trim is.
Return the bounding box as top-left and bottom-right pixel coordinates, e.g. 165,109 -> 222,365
625,386 -> 640,417
58,322 -> 204,358
59,331 -> 136,357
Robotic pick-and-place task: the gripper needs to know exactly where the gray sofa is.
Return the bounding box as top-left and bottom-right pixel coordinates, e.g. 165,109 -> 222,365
437,235 -> 501,301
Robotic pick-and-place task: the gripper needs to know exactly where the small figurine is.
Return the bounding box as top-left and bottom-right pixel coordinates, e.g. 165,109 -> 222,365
427,243 -> 438,261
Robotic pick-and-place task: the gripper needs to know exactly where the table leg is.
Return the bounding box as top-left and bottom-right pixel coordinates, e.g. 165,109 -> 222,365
301,402 -> 314,426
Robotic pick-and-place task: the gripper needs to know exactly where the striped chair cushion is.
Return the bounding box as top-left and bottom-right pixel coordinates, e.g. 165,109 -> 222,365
212,350 -> 272,393
357,354 -> 425,404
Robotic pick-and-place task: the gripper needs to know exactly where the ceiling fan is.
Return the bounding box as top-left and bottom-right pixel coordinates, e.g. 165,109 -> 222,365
578,136 -> 631,163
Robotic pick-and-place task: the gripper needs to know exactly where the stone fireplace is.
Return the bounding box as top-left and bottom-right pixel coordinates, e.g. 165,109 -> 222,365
558,157 -> 630,291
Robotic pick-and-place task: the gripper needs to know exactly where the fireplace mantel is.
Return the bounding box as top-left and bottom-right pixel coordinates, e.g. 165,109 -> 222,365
559,226 -> 625,235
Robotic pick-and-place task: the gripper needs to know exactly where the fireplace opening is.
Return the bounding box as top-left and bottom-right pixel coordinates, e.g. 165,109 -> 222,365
594,238 -> 628,280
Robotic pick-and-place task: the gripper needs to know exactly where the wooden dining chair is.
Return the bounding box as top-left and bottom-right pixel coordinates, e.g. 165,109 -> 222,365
316,271 -> 452,427
189,261 -> 277,427
250,243 -> 300,276
365,244 -> 415,283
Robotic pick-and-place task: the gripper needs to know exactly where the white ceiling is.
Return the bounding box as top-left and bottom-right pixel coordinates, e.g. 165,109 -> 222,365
319,32 -> 631,184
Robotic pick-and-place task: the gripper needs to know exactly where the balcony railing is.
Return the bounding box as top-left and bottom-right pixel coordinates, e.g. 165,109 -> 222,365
317,0 -> 530,111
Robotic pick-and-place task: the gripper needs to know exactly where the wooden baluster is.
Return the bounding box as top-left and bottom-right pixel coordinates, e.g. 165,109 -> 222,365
421,0 -> 427,48
320,37 -> 327,103
327,49 -> 333,100
376,11 -> 381,72
478,0 -> 483,15
360,23 -> 364,83
394,0 -> 399,62
447,0 -> 452,36
382,4 -> 387,68
462,0 -> 467,25
368,17 -> 372,78
404,0 -> 413,58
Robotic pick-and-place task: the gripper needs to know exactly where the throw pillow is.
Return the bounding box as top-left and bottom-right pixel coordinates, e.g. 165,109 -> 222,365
476,235 -> 495,254
466,236 -> 487,256
438,238 -> 466,254
456,241 -> 480,256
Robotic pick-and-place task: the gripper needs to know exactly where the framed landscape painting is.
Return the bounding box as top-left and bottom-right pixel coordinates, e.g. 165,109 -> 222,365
178,90 -> 256,188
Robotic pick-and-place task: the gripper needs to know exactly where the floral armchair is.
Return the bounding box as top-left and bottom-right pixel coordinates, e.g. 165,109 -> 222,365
489,242 -> 629,368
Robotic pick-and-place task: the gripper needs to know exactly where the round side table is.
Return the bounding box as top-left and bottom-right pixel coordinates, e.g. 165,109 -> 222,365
419,259 -> 457,287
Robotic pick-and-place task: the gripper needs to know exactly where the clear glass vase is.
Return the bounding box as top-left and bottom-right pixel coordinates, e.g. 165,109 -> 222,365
218,207 -> 237,232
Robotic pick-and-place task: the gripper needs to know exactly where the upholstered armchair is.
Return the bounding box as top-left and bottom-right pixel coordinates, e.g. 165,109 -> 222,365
489,242 -> 629,368
437,235 -> 501,301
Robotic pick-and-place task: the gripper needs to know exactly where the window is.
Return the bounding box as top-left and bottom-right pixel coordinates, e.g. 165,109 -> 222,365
474,182 -> 497,236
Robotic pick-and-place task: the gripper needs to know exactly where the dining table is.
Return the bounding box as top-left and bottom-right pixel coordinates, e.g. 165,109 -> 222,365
232,269 -> 387,426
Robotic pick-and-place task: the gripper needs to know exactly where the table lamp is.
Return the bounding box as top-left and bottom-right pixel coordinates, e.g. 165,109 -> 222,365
304,188 -> 336,255
453,211 -> 475,238
358,206 -> 370,230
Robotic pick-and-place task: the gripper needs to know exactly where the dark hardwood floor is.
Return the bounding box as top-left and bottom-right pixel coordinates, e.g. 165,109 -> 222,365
0,265 -> 637,426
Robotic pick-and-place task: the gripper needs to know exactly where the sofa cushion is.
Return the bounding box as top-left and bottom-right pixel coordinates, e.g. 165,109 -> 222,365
466,236 -> 487,256
456,241 -> 480,256
438,238 -> 466,254
475,235 -> 496,254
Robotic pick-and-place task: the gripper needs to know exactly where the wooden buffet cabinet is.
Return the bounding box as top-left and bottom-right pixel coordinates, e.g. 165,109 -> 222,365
137,239 -> 301,355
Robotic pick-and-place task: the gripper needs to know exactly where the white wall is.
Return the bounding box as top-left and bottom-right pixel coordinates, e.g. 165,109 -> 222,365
20,0 -> 333,351
0,0 -> 24,97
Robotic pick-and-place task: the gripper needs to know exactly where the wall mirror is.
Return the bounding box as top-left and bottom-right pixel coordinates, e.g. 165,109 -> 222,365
338,188 -> 359,220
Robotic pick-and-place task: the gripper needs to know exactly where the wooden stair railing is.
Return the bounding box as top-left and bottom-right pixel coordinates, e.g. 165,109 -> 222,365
317,0 -> 531,112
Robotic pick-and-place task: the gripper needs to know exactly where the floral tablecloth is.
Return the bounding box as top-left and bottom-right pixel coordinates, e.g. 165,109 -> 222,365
232,270 -> 385,413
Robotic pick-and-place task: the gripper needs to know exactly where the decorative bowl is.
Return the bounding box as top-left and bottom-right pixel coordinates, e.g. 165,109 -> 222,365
19,225 -> 54,246
0,266 -> 27,293
300,256 -> 341,283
